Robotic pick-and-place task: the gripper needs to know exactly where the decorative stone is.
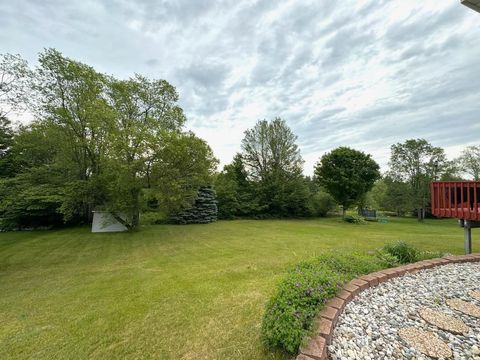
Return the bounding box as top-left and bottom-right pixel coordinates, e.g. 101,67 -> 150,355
328,261 -> 480,360
398,328 -> 452,359
447,298 -> 480,318
418,308 -> 469,335
469,290 -> 480,301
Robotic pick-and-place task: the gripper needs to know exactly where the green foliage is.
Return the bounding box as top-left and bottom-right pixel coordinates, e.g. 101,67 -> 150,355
0,116 -> 15,177
384,177 -> 413,216
241,118 -> 311,217
388,139 -> 448,220
0,53 -> 30,118
215,154 -> 261,219
308,191 -> 337,217
147,131 -> 218,216
417,250 -> 446,260
456,145 -> 480,180
0,49 -> 217,230
343,214 -> 367,224
374,249 -> 401,268
0,169 -> 66,230
216,119 -> 312,219
315,147 -> 380,217
381,241 -> 419,264
169,186 -> 217,224
261,253 -> 383,354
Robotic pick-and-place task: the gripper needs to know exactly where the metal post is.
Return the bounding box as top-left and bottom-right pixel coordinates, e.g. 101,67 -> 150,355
464,220 -> 472,254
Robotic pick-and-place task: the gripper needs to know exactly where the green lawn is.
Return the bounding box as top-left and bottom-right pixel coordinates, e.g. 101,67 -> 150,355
0,217 -> 478,359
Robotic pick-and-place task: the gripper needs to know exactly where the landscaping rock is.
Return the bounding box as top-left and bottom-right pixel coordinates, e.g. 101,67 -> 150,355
330,263 -> 480,360
398,327 -> 452,359
447,298 -> 480,318
418,308 -> 469,335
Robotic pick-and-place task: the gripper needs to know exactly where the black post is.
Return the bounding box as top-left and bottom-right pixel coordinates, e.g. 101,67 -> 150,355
464,220 -> 472,254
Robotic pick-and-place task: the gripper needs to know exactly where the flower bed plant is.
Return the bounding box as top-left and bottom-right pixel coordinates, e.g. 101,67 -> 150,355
261,253 -> 385,354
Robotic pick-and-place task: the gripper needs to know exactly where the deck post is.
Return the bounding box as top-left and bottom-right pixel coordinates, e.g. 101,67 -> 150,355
464,220 -> 472,254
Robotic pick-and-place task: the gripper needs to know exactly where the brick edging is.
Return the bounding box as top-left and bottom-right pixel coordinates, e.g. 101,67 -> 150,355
297,253 -> 480,360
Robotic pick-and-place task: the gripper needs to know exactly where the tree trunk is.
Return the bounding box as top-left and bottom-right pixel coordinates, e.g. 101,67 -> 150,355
417,208 -> 423,222
342,207 -> 346,219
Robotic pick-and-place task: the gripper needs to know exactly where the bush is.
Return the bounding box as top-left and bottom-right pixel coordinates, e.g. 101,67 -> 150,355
261,253 -> 384,354
343,214 -> 367,224
382,241 -> 419,264
308,191 -> 337,217
375,249 -> 400,268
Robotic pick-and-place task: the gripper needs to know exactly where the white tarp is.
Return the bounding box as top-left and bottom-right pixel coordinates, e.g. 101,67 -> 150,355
91,211 -> 128,233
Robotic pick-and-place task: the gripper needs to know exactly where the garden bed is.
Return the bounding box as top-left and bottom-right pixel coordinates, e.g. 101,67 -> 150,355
297,254 -> 480,360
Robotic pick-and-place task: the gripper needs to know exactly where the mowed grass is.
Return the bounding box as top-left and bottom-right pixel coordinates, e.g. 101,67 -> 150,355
0,217 -> 478,360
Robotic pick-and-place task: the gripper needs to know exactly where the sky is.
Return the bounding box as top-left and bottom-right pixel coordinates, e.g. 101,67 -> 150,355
1,0 -> 479,175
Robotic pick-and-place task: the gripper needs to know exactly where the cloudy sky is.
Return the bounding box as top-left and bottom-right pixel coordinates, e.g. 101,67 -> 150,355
1,0 -> 479,174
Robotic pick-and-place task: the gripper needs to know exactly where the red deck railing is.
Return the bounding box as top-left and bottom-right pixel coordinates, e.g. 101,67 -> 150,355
431,181 -> 480,221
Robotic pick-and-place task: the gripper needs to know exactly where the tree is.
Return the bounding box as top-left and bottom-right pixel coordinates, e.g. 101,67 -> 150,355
102,75 -> 188,228
240,118 -> 310,217
457,145 -> 480,180
0,49 -> 217,230
0,116 -> 15,177
382,177 -> 413,216
215,154 -> 260,219
145,131 -> 218,221
388,139 -> 447,221
0,53 -> 29,118
314,147 -> 380,217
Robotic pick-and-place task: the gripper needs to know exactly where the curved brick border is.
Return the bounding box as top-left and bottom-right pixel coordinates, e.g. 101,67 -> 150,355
297,253 -> 480,360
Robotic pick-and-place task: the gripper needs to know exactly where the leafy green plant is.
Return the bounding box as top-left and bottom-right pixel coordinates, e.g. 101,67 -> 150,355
261,253 -> 384,354
308,191 -> 337,217
382,241 -> 419,264
343,214 -> 367,224
375,249 -> 400,268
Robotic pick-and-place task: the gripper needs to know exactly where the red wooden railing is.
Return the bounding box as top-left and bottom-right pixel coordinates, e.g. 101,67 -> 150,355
431,181 -> 480,221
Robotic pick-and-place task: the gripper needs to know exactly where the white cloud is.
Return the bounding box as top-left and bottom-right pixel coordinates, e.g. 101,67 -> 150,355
1,0 -> 479,175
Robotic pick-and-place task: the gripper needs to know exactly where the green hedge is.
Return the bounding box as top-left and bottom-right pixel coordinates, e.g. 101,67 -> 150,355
261,253 -> 384,354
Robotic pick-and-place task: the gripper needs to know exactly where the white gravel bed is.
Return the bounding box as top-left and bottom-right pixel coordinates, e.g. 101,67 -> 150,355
329,263 -> 480,360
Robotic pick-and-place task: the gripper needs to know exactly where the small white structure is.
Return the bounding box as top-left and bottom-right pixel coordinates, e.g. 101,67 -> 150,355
91,211 -> 128,233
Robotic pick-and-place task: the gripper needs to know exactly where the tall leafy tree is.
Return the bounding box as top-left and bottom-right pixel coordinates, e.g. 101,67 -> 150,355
388,139 -> 447,221
215,154 -> 259,219
315,147 -> 380,217
381,177 -> 414,216
104,75 -> 187,228
0,116 -> 15,177
0,49 -> 217,230
0,53 -> 29,118
240,118 -> 309,217
457,145 -> 480,180
144,131 -> 217,222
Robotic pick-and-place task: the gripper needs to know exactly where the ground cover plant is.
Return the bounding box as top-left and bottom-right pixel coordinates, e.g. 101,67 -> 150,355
261,253 -> 385,353
0,217 -> 478,360
381,240 -> 420,264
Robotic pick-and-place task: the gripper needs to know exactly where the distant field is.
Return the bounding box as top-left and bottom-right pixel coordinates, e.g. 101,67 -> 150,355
0,217 -> 477,359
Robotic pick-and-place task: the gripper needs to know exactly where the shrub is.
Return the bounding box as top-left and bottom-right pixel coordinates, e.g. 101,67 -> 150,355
375,249 -> 400,268
343,214 -> 367,224
382,241 -> 419,264
308,191 -> 337,217
261,253 -> 384,354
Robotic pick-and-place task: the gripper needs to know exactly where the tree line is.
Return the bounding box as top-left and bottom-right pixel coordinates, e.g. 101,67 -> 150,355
0,50 -> 217,230
215,122 -> 479,221
1,50 -> 479,230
